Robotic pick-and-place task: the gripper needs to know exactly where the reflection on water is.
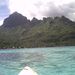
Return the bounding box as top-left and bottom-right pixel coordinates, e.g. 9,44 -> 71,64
0,46 -> 75,75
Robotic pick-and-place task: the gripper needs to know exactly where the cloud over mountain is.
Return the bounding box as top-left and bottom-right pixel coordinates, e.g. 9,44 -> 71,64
0,0 -> 75,25
33,1 -> 75,21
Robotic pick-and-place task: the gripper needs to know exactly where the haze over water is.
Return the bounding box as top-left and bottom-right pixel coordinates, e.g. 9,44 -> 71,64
0,46 -> 75,75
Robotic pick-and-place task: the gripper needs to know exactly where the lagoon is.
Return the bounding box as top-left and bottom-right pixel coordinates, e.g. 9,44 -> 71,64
0,46 -> 75,75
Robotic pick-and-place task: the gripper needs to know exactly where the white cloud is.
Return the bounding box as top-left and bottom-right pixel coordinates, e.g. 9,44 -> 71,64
0,20 -> 3,26
0,0 -> 75,26
7,0 -> 75,21
9,0 -> 38,19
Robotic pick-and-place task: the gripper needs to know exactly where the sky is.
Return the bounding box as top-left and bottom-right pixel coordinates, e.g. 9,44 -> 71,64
0,0 -> 75,25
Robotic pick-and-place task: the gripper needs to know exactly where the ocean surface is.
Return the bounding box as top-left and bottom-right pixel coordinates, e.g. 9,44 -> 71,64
0,46 -> 75,75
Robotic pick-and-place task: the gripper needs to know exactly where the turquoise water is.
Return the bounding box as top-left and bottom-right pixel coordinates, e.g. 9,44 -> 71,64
0,46 -> 75,75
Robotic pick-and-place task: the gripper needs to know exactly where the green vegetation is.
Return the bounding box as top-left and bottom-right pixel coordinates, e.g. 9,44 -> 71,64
0,12 -> 75,48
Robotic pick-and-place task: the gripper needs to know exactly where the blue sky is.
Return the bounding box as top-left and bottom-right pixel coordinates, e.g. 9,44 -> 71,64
0,0 -> 10,25
0,0 -> 75,25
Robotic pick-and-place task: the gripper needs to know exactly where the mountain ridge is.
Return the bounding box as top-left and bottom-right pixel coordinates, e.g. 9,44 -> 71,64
0,12 -> 75,48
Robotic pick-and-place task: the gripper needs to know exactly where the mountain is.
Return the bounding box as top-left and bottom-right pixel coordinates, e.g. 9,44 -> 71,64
2,12 -> 30,28
0,12 -> 75,48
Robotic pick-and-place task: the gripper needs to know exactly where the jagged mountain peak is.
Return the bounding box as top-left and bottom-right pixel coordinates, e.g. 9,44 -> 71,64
1,12 -> 75,29
2,12 -> 28,28
9,12 -> 26,19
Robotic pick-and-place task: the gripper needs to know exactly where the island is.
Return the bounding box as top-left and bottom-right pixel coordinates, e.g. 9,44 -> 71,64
0,12 -> 75,48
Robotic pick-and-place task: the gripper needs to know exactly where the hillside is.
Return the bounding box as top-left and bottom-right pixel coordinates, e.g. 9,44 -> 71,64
0,12 -> 75,48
